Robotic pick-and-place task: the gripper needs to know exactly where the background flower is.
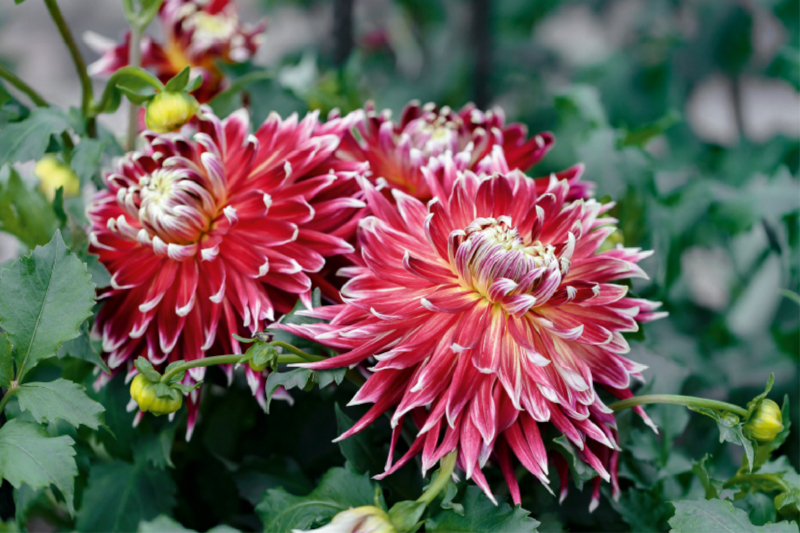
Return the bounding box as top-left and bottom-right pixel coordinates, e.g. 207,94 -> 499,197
281,157 -> 665,505
88,106 -> 364,437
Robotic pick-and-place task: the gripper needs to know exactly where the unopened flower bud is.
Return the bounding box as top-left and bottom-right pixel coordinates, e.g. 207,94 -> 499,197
144,91 -> 199,133
292,506 -> 395,533
775,489 -> 800,519
34,155 -> 80,201
746,399 -> 784,443
130,373 -> 183,416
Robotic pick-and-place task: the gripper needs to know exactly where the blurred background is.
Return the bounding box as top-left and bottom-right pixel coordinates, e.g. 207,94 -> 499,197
0,0 -> 798,531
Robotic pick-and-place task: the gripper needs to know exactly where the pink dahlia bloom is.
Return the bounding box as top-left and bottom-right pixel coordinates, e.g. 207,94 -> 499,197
88,106 -> 365,437
334,101 -> 592,201
280,156 -> 665,506
86,0 -> 266,102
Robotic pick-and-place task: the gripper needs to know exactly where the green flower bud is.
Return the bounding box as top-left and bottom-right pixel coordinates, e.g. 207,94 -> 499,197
130,373 -> 183,416
745,399 -> 784,443
34,155 -> 80,201
291,506 -> 395,533
144,91 -> 199,134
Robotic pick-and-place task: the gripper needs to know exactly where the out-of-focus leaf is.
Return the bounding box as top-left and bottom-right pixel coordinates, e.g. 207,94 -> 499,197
669,499 -> 797,532
76,453 -> 176,532
334,403 -> 384,476
0,108 -> 70,166
0,419 -> 77,513
692,454 -> 725,499
57,321 -> 110,373
688,406 -> 756,470
549,435 -> 597,486
255,466 -> 381,532
15,378 -> 105,430
0,230 -> 95,379
138,515 -> 240,532
137,423 -> 178,470
0,334 -> 13,388
70,139 -> 109,186
609,488 -> 672,532
426,486 -> 540,532
233,455 -> 313,506
0,165 -> 58,248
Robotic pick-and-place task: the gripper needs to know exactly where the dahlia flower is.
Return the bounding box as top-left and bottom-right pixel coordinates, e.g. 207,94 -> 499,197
86,0 -> 266,102
88,106 -> 365,437
334,101 -> 592,201
280,156 -> 665,506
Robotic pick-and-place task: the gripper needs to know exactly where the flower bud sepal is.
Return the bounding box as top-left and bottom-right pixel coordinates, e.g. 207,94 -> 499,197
130,357 -> 201,416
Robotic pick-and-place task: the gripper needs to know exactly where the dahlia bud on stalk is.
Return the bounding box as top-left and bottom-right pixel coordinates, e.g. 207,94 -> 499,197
144,90 -> 199,133
34,155 -> 81,201
292,506 -> 396,533
130,373 -> 183,416
746,399 -> 784,443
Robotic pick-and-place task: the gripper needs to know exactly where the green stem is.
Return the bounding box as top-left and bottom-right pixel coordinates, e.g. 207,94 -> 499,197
417,450 -> 458,506
0,383 -> 18,414
0,64 -> 49,107
608,394 -> 748,417
724,474 -> 791,493
43,0 -> 95,136
270,341 -> 325,362
126,26 -> 143,150
93,67 -> 164,116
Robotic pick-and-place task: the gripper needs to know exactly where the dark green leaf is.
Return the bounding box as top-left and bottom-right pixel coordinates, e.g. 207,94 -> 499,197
57,321 -> 110,373
669,499 -> 798,532
165,67 -> 191,92
15,378 -> 105,430
76,454 -> 176,532
549,435 -> 598,486
264,368 -> 312,414
0,108 -> 70,166
0,230 -> 96,379
426,486 -> 539,532
52,187 -> 66,226
233,455 -> 313,506
0,334 -> 13,388
689,406 -> 756,471
609,488 -> 673,532
621,110 -> 681,148
315,368 -> 346,389
256,466 -> 381,532
137,423 -> 178,470
0,165 -> 59,248
0,419 -> 77,513
70,139 -> 109,186
334,403 -> 384,476
692,455 -> 725,499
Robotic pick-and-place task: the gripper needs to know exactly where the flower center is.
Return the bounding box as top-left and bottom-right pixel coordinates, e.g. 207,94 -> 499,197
406,108 -> 464,158
138,168 -> 215,245
455,217 -> 558,296
190,11 -> 238,42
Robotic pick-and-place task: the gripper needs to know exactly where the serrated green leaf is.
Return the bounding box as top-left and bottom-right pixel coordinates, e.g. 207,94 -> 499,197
14,378 -> 104,430
689,406 -> 756,471
137,423 -> 177,470
316,367 -> 346,389
0,419 -> 77,514
334,403 -> 383,476
426,486 -> 539,532
669,499 -> 798,532
165,67 -> 191,92
70,139 -> 109,186
609,488 -> 673,532
76,244 -> 111,288
264,368 -> 312,414
692,454 -> 725,499
0,165 -> 59,248
0,334 -> 13,388
256,466 -> 381,532
76,453 -> 176,532
57,321 -> 110,373
0,108 -> 70,166
0,230 -> 96,380
52,187 -> 66,226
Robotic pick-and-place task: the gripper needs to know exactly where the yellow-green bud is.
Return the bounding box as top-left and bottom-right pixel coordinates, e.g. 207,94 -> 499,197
130,373 -> 183,416
291,506 -> 395,533
746,399 -> 784,443
775,490 -> 800,519
144,91 -> 199,134
34,155 -> 80,201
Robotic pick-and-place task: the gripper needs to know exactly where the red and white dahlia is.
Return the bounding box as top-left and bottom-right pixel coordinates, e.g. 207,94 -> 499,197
334,101 -> 592,201
88,106 -> 364,437
280,156 -> 665,507
87,0 -> 266,102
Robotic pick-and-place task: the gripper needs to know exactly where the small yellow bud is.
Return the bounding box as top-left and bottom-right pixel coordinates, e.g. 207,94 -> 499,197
746,399 -> 784,443
291,506 -> 395,533
144,91 -> 199,134
34,155 -> 80,201
130,373 -> 183,416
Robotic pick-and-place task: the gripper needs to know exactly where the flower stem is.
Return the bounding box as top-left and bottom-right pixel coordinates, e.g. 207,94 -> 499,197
608,394 -> 748,417
43,0 -> 96,136
270,341 -> 325,362
417,450 -> 458,506
0,64 -> 49,107
93,67 -> 164,116
724,473 -> 791,493
126,25 -> 143,150
0,383 -> 18,414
